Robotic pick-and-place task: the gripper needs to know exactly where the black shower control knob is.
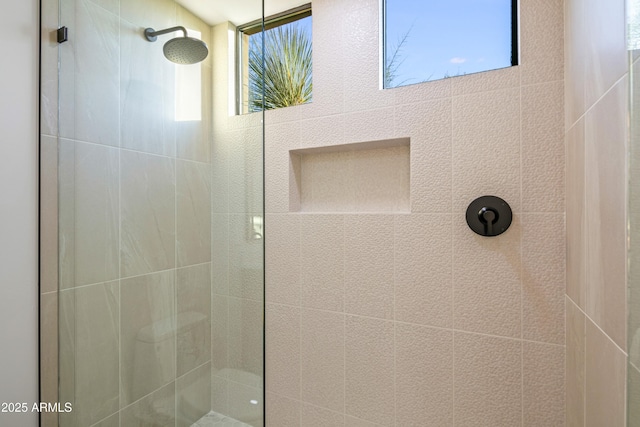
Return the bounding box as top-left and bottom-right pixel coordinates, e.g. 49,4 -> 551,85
466,196 -> 512,237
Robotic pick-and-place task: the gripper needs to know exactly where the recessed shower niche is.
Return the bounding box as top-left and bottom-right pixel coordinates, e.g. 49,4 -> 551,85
289,138 -> 411,213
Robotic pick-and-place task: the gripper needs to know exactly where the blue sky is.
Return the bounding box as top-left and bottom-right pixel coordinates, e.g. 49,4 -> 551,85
385,0 -> 514,86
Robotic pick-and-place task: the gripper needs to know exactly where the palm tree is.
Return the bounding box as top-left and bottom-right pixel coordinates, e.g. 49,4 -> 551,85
248,23 -> 313,112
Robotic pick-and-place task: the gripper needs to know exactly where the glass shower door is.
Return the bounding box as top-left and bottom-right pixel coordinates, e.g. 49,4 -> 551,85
54,0 -> 264,425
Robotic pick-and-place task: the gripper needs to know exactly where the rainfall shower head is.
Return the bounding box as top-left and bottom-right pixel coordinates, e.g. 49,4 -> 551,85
144,26 -> 209,65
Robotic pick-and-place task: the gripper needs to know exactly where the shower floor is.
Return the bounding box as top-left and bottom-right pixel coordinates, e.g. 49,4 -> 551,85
192,411 -> 253,427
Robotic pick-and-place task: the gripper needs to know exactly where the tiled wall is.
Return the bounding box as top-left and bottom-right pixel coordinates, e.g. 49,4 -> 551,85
565,0 -> 629,425
257,0 -> 566,425
41,0 -> 214,425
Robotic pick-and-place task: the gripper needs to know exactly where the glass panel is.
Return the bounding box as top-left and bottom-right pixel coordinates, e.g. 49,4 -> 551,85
383,0 -> 516,87
56,0 -> 264,425
629,40 -> 640,427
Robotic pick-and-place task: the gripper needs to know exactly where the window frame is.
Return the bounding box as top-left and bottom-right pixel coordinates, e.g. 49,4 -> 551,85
236,4 -> 313,114
380,0 -> 520,89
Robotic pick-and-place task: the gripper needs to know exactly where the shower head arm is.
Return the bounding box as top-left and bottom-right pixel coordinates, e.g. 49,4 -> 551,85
144,26 -> 188,42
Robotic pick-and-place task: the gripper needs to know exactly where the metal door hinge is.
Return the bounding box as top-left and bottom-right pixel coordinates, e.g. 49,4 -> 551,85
57,27 -> 68,44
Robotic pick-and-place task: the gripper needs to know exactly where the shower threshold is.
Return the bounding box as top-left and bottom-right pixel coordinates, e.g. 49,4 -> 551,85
192,411 -> 253,427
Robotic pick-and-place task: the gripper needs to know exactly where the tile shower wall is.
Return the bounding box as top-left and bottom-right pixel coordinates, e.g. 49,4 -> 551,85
565,0 -> 629,425
42,0 -> 214,425
221,0 -> 564,425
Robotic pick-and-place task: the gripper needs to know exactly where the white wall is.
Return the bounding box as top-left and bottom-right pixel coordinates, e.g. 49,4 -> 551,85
0,0 -> 40,425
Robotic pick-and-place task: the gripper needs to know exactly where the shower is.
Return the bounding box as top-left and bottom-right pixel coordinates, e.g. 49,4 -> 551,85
144,26 -> 209,64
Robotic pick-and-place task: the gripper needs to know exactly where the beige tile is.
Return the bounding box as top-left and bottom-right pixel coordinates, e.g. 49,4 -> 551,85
565,0 -> 586,127
344,416 -> 385,427
566,297 -> 585,427
453,332 -> 522,427
228,381 -> 264,426
40,0 -> 59,138
343,108 -> 396,144
300,215 -> 344,311
300,309 -> 344,412
344,215 -> 394,318
40,136 -> 58,294
585,77 -> 628,350
450,66 -> 521,96
59,141 -> 119,288
120,18 -> 176,156
40,292 -> 58,420
58,290 -> 76,427
584,0 -> 627,107
585,318 -> 626,427
387,66 -> 452,100
453,215 -> 521,338
395,323 -> 453,426
520,0 -> 564,85
120,271 -> 175,406
299,115 -> 345,149
74,142 -> 119,286
394,99 -> 452,213
120,382 -> 175,427
351,146 -> 410,212
211,294 -> 229,375
59,0 -> 119,147
265,122 -> 301,213
629,365 -> 640,427
177,362 -> 212,427
523,342 -> 565,426
177,160 -> 211,267
265,214 -> 301,306
266,393 -> 300,427
266,304 -> 300,400
301,403 -> 344,427
299,151 -> 354,212
58,139 -> 76,290
120,150 -> 175,278
345,316 -> 394,425
630,57 -> 640,369
86,0 -> 118,14
228,297 -> 264,383
306,0 -> 345,118
211,213 -> 229,295
211,133 -> 230,213
522,214 -> 565,345
521,81 -> 565,213
59,282 -> 120,426
91,413 -> 119,427
342,8 -> 394,114
395,214 -> 453,328
120,0 -> 175,28
566,119 -> 586,309
228,126 -> 263,214
228,214 -> 264,301
452,88 -> 521,214
176,263 -> 211,376
265,103 -> 303,124
211,374 -> 229,415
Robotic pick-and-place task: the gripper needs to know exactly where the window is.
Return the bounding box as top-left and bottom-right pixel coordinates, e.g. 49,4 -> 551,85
238,4 -> 313,114
382,0 -> 518,88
